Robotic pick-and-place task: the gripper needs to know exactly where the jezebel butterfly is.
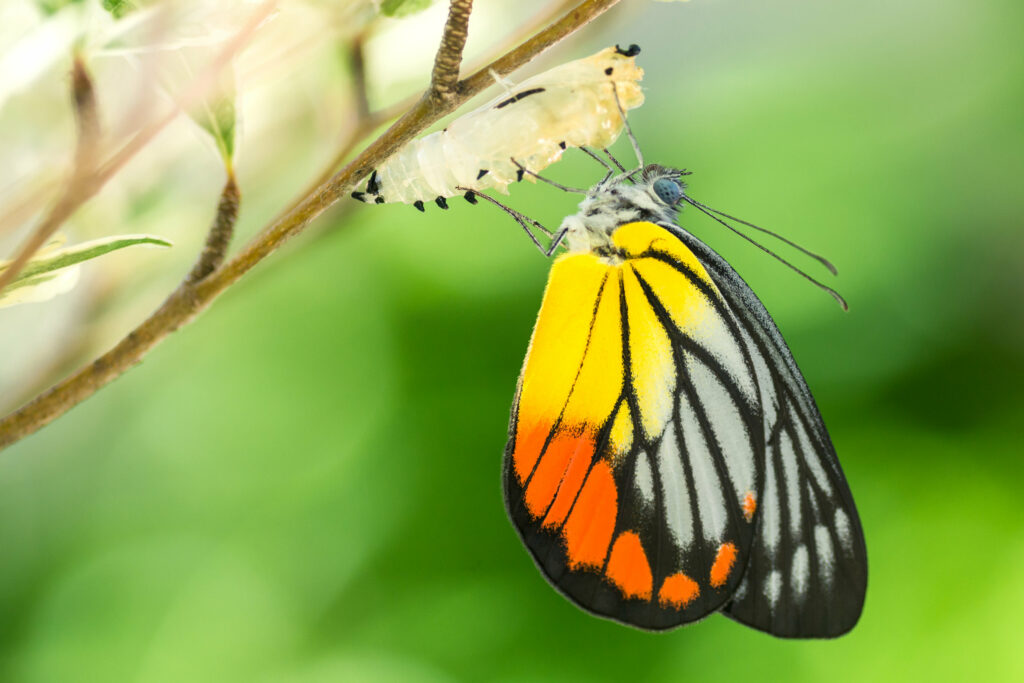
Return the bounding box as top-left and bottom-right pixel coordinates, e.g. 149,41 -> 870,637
504,161 -> 868,638
355,43 -> 867,638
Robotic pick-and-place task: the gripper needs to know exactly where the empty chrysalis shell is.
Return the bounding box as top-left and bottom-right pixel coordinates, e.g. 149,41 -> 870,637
356,45 -> 644,206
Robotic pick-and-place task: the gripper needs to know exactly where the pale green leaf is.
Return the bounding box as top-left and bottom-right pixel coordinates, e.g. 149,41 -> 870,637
0,234 -> 171,309
379,0 -> 433,18
188,63 -> 236,164
0,268 -> 80,308
101,0 -> 139,20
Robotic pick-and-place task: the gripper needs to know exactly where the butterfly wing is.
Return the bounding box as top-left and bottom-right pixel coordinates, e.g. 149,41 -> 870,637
664,222 -> 868,638
504,220 -> 866,636
504,222 -> 770,630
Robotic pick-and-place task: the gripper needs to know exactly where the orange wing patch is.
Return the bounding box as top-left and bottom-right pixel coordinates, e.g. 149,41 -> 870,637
541,429 -> 598,527
509,222 -> 746,619
524,428 -> 595,520
658,572 -> 700,609
606,531 -> 653,600
743,491 -> 757,522
710,542 -> 738,588
563,460 -> 618,569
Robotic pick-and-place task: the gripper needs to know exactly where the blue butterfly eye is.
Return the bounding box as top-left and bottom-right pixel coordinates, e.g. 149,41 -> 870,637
653,178 -> 683,205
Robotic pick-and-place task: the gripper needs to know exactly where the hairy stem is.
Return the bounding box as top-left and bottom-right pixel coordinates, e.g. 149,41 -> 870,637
186,174 -> 240,284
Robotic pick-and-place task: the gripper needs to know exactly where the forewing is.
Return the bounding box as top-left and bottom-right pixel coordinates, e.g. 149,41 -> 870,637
505,222 -> 768,630
664,222 -> 869,638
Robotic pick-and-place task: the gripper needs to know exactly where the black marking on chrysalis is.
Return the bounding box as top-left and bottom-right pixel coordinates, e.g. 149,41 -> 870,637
559,141 -> 567,150
464,191 -> 478,204
351,191 -> 367,202
367,170 -> 380,195
604,67 -> 614,75
477,169 -> 489,179
374,196 -> 385,205
435,196 -> 449,209
615,44 -> 641,57
413,200 -> 425,212
516,168 -> 525,182
495,87 -> 546,109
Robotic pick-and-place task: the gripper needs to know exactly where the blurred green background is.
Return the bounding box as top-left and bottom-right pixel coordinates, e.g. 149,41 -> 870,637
3,0 -> 1023,680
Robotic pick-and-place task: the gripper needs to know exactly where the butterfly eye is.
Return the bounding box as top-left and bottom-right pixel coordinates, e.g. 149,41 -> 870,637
653,178 -> 683,205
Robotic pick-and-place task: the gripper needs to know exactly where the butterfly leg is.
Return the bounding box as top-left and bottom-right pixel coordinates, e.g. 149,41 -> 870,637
455,186 -> 561,257
579,147 -> 615,184
510,158 -> 588,194
611,82 -> 644,168
544,226 -> 569,257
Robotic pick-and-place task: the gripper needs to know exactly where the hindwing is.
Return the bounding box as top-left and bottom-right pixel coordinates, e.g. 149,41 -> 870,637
504,221 -> 867,636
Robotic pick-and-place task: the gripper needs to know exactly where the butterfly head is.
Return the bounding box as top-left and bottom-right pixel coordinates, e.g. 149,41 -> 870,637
561,164 -> 692,256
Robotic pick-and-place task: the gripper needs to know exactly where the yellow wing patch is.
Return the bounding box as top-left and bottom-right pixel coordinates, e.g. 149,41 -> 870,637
510,221 -> 736,605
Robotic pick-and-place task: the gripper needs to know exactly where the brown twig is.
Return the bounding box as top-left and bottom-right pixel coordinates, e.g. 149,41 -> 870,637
430,0 -> 473,98
0,0 -> 624,452
349,32 -> 371,121
71,55 -> 101,170
186,173 -> 240,284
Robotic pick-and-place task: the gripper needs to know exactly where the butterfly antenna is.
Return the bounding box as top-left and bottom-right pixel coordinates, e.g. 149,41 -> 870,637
456,186 -> 565,256
510,158 -> 588,194
681,195 -> 848,310
685,196 -> 838,275
611,83 -> 643,167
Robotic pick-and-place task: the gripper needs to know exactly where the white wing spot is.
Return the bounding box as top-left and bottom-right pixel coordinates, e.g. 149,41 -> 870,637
689,359 -> 756,504
834,508 -> 854,553
733,576 -> 749,603
677,380 -> 728,543
634,451 -> 655,507
761,441 -> 782,553
688,311 -> 756,403
814,524 -> 835,591
766,570 -> 782,608
657,419 -> 694,550
791,408 -> 833,496
731,315 -> 775,423
791,544 -> 809,602
778,430 -> 804,538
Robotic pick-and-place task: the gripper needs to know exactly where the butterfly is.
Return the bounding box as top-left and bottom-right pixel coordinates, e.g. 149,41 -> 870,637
353,42 -> 866,637
499,137 -> 868,637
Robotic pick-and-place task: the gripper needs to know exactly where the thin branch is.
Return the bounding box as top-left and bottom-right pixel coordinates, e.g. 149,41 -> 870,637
71,54 -> 101,170
349,31 -> 371,120
291,100 -> 410,217
186,173 -> 240,284
430,0 -> 474,98
0,0 -> 624,452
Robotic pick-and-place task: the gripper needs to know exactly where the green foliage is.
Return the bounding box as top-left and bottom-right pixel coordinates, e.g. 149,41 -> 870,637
101,0 -> 137,20
379,0 -> 434,18
34,0 -> 84,16
189,68 -> 237,165
0,235 -> 171,308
